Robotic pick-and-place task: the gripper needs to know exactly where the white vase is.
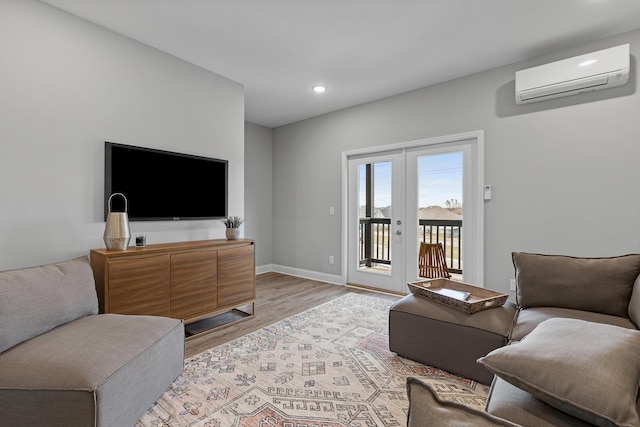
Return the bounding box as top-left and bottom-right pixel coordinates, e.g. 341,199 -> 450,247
226,228 -> 239,240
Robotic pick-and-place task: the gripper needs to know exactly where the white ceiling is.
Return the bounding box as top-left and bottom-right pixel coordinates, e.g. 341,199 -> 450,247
41,0 -> 640,128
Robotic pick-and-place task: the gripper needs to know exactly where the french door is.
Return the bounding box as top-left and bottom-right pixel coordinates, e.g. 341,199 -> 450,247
345,134 -> 484,293
347,151 -> 405,292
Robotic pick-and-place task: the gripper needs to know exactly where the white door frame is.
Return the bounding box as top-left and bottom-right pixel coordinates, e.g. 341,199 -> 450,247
341,130 -> 485,289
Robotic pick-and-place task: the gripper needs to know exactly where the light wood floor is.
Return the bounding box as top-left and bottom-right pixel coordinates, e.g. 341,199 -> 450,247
185,272 -> 402,358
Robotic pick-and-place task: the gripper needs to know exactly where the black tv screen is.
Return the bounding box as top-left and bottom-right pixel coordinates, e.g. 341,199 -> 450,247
105,142 -> 228,221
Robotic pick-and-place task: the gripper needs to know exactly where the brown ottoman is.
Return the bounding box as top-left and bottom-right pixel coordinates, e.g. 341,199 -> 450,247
389,294 -> 517,384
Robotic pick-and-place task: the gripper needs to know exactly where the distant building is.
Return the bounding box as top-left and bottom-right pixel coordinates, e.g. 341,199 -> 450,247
359,205 -> 462,220
358,206 -> 392,218
418,206 -> 462,220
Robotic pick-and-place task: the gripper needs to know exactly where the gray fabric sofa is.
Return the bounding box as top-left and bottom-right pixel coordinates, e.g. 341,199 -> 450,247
402,252 -> 640,427
0,256 -> 185,427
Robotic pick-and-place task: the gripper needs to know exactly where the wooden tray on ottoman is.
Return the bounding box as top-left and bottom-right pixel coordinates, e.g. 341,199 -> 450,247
408,278 -> 508,314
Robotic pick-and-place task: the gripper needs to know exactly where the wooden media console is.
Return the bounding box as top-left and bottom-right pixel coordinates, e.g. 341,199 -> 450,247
90,239 -> 255,338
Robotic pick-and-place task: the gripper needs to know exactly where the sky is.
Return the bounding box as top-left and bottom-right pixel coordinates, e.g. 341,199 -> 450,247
358,151 -> 463,209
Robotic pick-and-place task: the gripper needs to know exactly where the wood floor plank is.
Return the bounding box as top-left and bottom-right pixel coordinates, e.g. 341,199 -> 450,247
185,272 -> 401,358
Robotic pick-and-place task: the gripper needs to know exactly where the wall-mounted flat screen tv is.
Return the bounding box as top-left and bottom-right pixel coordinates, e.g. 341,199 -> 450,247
104,142 -> 228,221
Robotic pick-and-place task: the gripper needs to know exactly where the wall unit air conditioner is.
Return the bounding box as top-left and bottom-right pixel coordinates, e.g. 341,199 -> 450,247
515,44 -> 630,105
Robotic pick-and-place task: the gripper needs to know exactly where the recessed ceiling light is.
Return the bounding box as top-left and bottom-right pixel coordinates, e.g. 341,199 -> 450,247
578,59 -> 598,67
312,85 -> 326,93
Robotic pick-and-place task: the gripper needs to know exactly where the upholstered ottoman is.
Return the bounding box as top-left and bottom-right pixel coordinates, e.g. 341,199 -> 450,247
389,294 -> 517,384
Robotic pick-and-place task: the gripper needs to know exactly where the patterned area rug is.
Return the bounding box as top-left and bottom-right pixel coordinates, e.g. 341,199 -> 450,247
137,293 -> 488,426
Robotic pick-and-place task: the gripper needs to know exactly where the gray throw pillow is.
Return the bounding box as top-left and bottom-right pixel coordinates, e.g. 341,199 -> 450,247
478,318 -> 640,427
406,377 -> 520,426
513,252 -> 640,317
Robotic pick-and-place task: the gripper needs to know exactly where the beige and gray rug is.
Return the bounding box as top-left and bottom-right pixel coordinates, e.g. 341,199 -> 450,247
137,293 -> 488,426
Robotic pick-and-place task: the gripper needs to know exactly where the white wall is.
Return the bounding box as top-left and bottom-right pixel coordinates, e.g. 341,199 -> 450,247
0,0 -> 244,270
272,30 -> 640,296
244,121 -> 273,270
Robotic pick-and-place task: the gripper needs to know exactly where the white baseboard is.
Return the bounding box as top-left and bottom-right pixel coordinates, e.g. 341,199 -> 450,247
256,264 -> 345,286
255,264 -> 274,275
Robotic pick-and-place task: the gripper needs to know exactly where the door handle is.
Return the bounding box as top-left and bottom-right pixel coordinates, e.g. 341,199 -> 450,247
395,230 -> 402,236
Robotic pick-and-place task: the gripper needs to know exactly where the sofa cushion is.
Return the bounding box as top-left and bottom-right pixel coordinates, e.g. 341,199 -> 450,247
478,318 -> 640,427
406,377 -> 520,427
513,252 -> 640,317
0,314 -> 184,427
0,256 -> 99,353
486,377 -> 595,427
510,306 -> 637,341
628,274 -> 640,328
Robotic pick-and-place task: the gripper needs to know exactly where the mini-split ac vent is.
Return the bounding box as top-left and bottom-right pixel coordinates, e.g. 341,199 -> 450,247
515,44 -> 630,104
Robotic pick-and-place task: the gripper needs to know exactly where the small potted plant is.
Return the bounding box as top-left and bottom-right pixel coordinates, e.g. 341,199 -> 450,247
223,216 -> 244,240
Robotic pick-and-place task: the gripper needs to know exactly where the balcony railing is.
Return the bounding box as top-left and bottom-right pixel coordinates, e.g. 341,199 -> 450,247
359,218 -> 391,267
359,218 -> 462,274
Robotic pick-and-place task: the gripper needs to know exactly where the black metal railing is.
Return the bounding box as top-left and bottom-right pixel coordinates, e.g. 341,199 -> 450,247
359,218 -> 391,267
358,218 -> 462,273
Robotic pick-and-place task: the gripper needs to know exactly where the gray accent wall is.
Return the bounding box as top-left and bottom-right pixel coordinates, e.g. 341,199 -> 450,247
272,29 -> 640,296
244,122 -> 273,269
0,1 -> 244,270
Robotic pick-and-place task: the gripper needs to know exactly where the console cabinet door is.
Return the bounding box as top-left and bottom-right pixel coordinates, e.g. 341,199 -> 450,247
217,245 -> 255,308
107,255 -> 171,316
170,250 -> 218,320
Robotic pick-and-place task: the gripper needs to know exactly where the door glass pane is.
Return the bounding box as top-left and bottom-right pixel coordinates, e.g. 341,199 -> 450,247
417,152 -> 463,276
358,161 -> 392,274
